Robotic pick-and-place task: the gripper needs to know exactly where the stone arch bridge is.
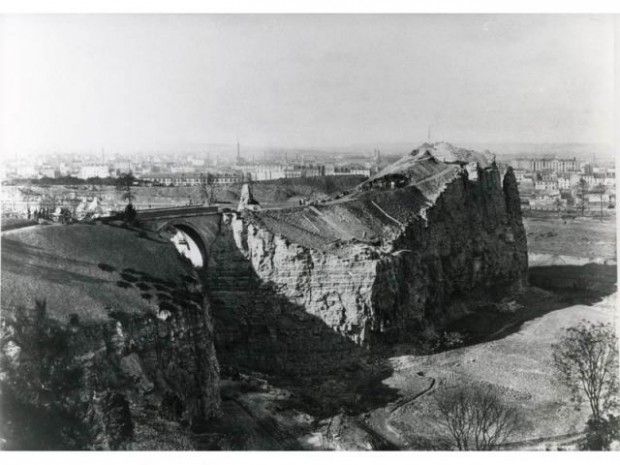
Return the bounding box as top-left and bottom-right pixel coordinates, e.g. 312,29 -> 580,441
135,206 -> 225,269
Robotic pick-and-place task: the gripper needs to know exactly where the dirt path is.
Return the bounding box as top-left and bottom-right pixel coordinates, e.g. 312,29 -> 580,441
500,431 -> 585,450
388,377 -> 436,414
352,374 -> 437,450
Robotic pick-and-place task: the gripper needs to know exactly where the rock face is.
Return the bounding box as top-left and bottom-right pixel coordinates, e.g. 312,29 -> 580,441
0,278 -> 220,450
237,183 -> 260,211
208,143 -> 528,374
208,214 -> 370,376
0,225 -> 220,450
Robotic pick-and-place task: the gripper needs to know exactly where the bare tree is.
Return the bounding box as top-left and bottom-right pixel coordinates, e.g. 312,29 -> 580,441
552,321 -> 619,422
553,196 -> 562,218
596,185 -> 606,222
116,172 -> 136,204
198,173 -> 216,205
435,383 -> 526,450
578,177 -> 588,217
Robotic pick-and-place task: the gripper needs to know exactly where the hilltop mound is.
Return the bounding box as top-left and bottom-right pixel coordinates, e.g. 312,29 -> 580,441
410,141 -> 492,167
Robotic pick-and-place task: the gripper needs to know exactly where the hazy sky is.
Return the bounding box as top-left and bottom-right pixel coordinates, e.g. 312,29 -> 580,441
0,14 -> 615,155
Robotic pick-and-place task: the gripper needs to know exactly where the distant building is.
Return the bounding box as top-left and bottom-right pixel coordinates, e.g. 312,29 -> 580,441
140,172 -> 244,187
78,165 -> 110,179
349,167 -> 372,177
170,164 -> 197,174
237,163 -> 327,181
581,175 -> 596,186
557,174 -> 572,190
586,192 -> 612,204
533,180 -> 559,191
58,163 -> 72,176
582,163 -> 595,175
513,157 -> 580,172
535,170 -> 557,182
113,160 -> 132,174
16,164 -> 37,179
513,169 -> 528,183
591,172 -> 616,189
283,165 -> 325,178
39,165 -> 57,179
239,164 -> 286,181
602,173 -> 616,188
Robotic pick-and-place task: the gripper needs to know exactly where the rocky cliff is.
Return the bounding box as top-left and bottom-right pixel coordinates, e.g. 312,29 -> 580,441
208,143 -> 528,374
0,225 -> 220,449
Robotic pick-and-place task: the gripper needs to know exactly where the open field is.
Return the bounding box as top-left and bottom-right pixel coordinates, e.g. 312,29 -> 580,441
524,215 -> 616,263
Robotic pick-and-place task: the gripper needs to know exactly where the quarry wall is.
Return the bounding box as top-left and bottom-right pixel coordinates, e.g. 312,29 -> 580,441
206,215 -> 370,376
207,164 -> 528,375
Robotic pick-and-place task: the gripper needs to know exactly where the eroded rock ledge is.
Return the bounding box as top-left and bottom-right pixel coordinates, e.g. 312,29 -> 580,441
208,143 -> 528,375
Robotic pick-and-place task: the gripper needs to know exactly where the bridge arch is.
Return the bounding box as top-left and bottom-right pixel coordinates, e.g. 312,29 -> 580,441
167,222 -> 208,269
137,209 -> 221,270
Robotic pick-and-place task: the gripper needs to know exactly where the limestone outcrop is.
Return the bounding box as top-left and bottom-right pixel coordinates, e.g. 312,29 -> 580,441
208,143 -> 528,374
237,183 -> 260,211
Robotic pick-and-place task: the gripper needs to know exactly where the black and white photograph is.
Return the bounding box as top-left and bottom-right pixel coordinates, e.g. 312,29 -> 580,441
0,3 -> 618,454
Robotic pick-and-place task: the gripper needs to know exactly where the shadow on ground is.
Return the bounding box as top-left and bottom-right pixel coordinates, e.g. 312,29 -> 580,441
193,229 -> 400,449
446,263 -> 617,347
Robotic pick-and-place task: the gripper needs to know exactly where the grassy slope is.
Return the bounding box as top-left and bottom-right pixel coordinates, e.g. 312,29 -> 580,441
1,223 -> 195,324
1,218 -> 38,231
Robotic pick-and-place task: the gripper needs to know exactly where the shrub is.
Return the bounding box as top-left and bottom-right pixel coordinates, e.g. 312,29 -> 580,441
119,273 -> 139,283
97,263 -> 116,273
581,414 -> 620,451
435,382 -> 527,450
442,331 -> 465,349
123,203 -> 137,224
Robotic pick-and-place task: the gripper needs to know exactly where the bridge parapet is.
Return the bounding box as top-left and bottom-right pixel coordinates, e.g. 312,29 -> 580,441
136,205 -> 219,221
